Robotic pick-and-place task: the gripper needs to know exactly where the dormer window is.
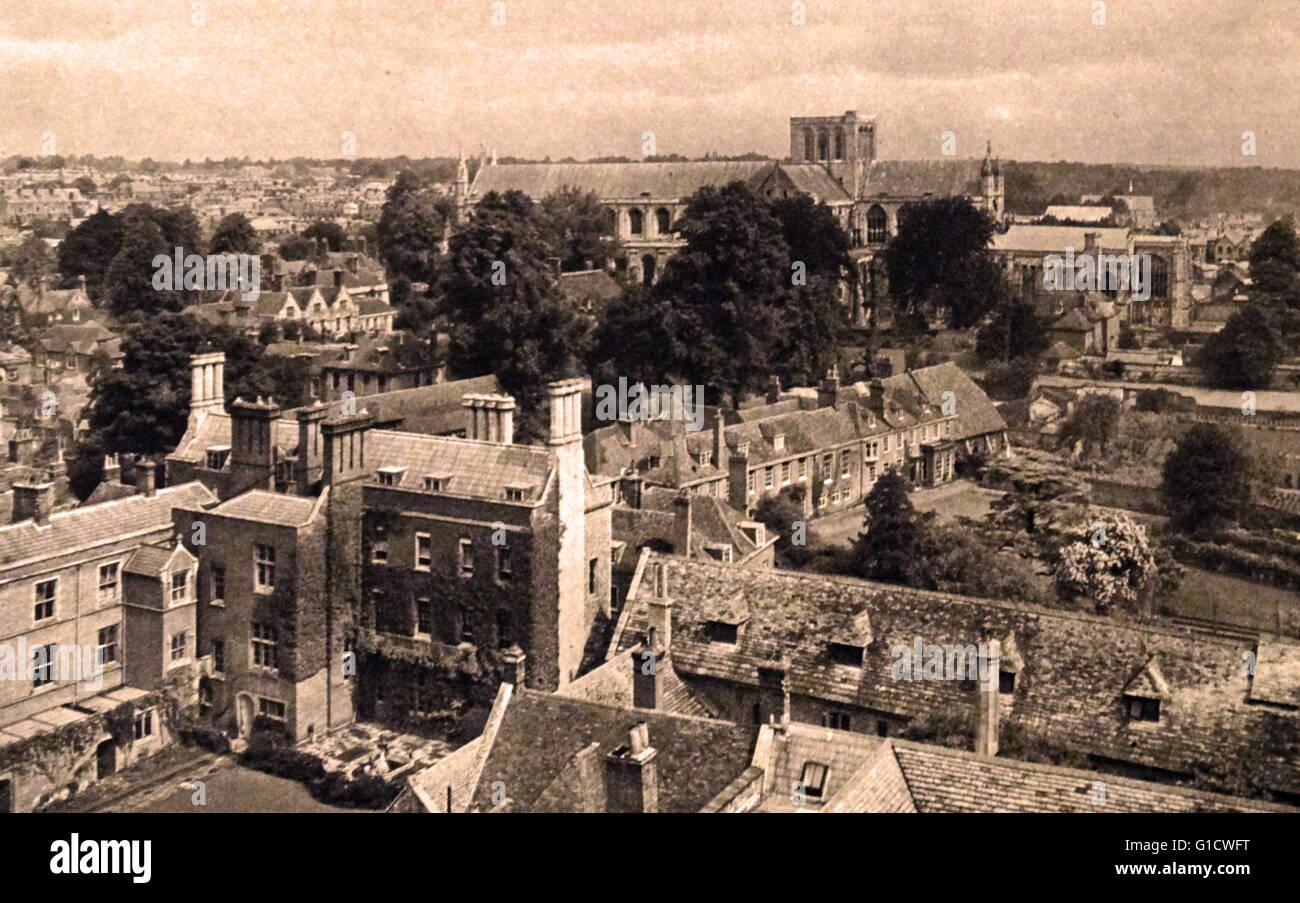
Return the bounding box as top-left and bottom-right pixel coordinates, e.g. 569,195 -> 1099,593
1126,696 -> 1160,722
799,762 -> 829,799
423,475 -> 449,491
828,642 -> 864,668
999,670 -> 1016,694
376,466 -> 406,487
703,543 -> 733,563
206,445 -> 231,470
505,486 -> 527,502
704,621 -> 739,644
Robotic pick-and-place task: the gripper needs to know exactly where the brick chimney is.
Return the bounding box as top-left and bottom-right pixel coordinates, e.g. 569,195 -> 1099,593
766,375 -> 782,405
671,493 -> 692,558
321,410 -> 375,486
975,639 -> 1001,757
621,470 -> 644,509
189,352 -> 226,420
727,439 -> 751,511
1084,232 -> 1100,258
501,645 -> 527,687
462,394 -> 516,444
866,378 -> 886,416
605,723 -> 658,813
711,409 -> 728,471
12,481 -> 53,526
294,402 -> 330,495
648,562 -> 673,652
573,742 -> 604,813
103,454 -> 121,484
546,378 -> 587,689
818,366 -> 841,409
229,397 -> 280,493
136,460 -> 156,497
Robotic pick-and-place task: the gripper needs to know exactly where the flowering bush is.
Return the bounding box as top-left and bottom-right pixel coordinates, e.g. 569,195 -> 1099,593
1054,514 -> 1159,614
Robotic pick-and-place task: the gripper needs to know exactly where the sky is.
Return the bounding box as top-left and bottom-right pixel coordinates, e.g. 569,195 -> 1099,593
1,0 -> 1297,167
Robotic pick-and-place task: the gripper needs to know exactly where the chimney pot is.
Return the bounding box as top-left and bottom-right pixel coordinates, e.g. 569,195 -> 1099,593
12,481 -> 54,526
137,461 -> 157,497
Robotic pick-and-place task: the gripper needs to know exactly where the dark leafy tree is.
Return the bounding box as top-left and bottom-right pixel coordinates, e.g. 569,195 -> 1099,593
884,197 -> 1001,329
2,234 -> 55,289
210,212 -> 260,255
1057,393 -> 1123,459
376,171 -> 449,283
102,215 -> 181,319
852,471 -> 931,584
1195,305 -> 1284,389
976,298 -> 1047,362
538,187 -> 619,271
436,190 -> 591,441
278,235 -> 315,261
57,209 -> 122,295
1162,423 -> 1251,534
302,221 -> 347,253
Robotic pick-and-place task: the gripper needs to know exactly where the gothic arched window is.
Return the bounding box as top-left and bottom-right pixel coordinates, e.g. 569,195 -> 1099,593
1150,255 -> 1169,299
866,205 -> 888,244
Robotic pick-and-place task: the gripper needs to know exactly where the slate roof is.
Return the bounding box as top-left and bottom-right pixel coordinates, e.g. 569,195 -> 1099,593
209,490 -> 319,527
472,161 -> 769,201
365,431 -> 553,500
468,689 -> 758,812
877,362 -> 1006,443
123,543 -> 178,577
558,647 -> 716,718
992,225 -> 1131,255
0,482 -> 215,570
859,159 -> 987,199
616,554 -> 1300,797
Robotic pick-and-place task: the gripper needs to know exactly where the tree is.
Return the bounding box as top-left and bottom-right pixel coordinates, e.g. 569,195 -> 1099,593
975,298 -> 1047,363
639,181 -> 788,402
210,213 -> 260,255
57,209 -> 122,295
1053,513 -> 1159,614
1162,423 -> 1251,533
885,197 -> 1001,329
1195,305 -> 1284,389
2,234 -> 55,289
102,215 -> 180,319
303,221 -> 347,254
852,472 -> 930,584
538,187 -> 619,271
71,175 -> 97,198
753,487 -> 814,567
376,171 -> 448,283
1057,393 -> 1123,459
436,190 -> 591,441
769,195 -> 853,386
278,235 -> 315,261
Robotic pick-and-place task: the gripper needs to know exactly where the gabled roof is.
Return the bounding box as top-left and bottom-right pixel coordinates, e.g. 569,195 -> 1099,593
0,482 -> 215,570
616,554 -> 1300,796
124,541 -> 195,578
992,225 -> 1131,255
471,160 -> 769,201
878,362 -> 1006,442
1123,655 -> 1171,700
365,431 -> 553,500
860,158 -> 987,199
209,490 -> 319,527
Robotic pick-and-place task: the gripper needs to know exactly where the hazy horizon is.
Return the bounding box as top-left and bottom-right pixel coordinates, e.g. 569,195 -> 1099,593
2,0 -> 1296,168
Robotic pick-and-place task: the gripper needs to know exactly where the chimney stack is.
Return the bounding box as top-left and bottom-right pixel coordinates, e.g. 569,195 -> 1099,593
501,645 -> 527,687
321,410 -> 375,486
766,375 -> 782,405
12,481 -> 53,526
228,397 -> 281,493
648,563 -> 672,651
137,460 -> 157,497
711,409 -> 728,471
1084,232 -> 1100,257
462,394 -> 517,445
866,378 -> 886,416
189,352 -> 226,420
818,366 -> 841,409
103,454 -> 121,484
975,639 -> 1001,757
294,402 -> 330,495
605,724 -> 659,813
671,493 -> 692,559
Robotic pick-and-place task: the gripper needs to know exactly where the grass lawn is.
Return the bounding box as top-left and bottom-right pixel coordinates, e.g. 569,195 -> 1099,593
120,759 -> 365,814
1165,567 -> 1300,633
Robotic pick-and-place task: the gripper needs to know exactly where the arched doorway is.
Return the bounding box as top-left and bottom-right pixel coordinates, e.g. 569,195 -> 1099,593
95,740 -> 116,779
236,693 -> 255,738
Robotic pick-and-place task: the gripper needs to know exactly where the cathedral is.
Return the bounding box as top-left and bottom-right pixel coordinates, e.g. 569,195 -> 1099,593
464,113 -> 1007,322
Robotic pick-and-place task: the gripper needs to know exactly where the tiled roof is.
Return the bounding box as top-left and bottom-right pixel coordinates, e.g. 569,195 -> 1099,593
472,160 -> 769,201
123,543 -> 177,577
558,648 -> 715,718
884,740 -> 1291,813
992,225 -> 1131,254
617,554 -> 1300,797
860,158 -> 987,199
878,362 -> 1007,443
469,689 -> 758,812
210,490 -> 318,527
365,431 -> 552,499
0,482 -> 215,570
